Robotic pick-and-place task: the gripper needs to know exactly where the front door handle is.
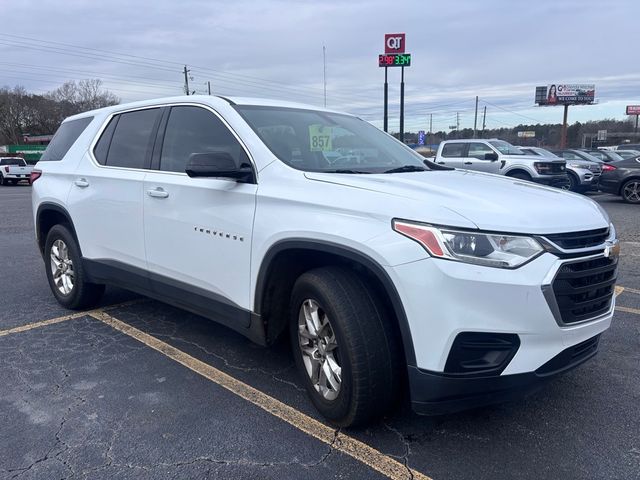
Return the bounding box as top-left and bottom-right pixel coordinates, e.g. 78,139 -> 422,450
437,161 -> 445,165
147,187 -> 169,199
464,162 -> 473,165
74,178 -> 89,188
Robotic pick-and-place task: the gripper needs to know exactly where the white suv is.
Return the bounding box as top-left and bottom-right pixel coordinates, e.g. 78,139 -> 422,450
32,96 -> 618,426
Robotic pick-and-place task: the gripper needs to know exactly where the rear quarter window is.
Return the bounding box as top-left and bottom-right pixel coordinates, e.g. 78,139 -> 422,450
39,116 -> 94,162
441,143 -> 466,157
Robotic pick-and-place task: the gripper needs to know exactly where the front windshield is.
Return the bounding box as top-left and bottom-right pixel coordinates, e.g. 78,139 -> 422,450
534,147 -> 559,158
235,105 -> 428,173
489,140 -> 525,155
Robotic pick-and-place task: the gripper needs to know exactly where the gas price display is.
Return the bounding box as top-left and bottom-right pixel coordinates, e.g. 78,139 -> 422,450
378,53 -> 411,67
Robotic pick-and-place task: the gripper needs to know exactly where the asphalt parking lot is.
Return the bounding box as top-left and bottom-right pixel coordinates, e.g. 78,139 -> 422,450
1,184 -> 639,480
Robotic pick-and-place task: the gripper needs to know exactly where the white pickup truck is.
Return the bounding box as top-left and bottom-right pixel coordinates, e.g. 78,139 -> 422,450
0,157 -> 34,185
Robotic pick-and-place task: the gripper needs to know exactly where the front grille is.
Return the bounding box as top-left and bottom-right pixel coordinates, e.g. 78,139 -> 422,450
552,256 -> 617,325
536,335 -> 600,375
545,228 -> 609,249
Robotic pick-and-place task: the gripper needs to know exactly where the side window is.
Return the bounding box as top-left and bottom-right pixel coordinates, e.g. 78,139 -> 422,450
105,108 -> 160,169
93,117 -> 118,165
160,106 -> 247,173
40,116 -> 93,162
467,142 -> 495,160
561,152 -> 579,160
441,143 -> 465,157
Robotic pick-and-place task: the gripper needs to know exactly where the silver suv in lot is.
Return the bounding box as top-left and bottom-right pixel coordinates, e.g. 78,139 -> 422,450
518,146 -> 601,192
435,139 -> 568,187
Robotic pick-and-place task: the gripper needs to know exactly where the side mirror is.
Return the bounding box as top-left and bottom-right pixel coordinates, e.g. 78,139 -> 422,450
484,152 -> 499,161
185,152 -> 254,182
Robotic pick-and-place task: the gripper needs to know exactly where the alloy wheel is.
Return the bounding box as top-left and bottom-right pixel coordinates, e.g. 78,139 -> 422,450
297,299 -> 342,401
50,239 -> 75,295
623,181 -> 640,203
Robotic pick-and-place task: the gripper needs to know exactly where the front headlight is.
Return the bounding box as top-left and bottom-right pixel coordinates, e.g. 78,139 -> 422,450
568,163 -> 590,170
393,220 -> 544,268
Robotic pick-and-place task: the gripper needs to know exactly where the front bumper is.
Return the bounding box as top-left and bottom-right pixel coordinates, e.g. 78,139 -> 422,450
532,173 -> 569,187
388,250 -> 615,414
409,333 -> 600,415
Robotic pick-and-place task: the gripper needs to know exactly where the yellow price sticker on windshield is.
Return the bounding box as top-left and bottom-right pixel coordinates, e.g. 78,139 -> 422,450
309,125 -> 332,151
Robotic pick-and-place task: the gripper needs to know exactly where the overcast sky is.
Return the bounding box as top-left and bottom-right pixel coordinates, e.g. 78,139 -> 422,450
1,0 -> 639,132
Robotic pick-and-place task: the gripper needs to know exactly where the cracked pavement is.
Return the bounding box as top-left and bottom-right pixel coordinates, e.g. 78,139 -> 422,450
1,186 -> 639,479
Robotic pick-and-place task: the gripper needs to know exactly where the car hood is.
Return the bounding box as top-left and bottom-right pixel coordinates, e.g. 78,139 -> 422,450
305,169 -> 608,234
502,154 -> 564,163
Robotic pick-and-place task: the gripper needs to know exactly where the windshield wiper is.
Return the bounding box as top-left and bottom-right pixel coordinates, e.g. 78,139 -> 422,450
325,169 -> 371,174
382,165 -> 428,174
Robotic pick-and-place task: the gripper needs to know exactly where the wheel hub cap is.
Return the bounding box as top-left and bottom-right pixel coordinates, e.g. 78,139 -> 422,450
50,239 -> 74,295
297,299 -> 342,400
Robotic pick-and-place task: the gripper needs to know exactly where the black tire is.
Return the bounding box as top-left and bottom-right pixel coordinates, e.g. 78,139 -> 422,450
44,224 -> 105,309
567,172 -> 579,192
620,179 -> 640,204
289,266 -> 401,427
0,175 -> 6,186
508,171 -> 531,181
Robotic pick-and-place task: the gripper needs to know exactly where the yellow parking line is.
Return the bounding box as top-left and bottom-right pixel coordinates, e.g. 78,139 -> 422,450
616,306 -> 640,316
0,299 -> 145,338
90,311 -> 431,480
615,286 -> 624,297
621,286 -> 640,295
0,311 -> 88,337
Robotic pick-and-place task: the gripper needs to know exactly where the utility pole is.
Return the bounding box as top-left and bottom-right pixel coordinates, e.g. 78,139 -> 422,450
323,45 -> 327,108
482,106 -> 487,135
473,96 -> 479,138
183,65 -> 190,96
429,113 -> 433,152
456,111 -> 460,131
207,81 -> 211,95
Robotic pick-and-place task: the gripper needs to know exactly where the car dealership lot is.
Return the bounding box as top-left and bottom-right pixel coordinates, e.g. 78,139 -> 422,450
1,185 -> 639,480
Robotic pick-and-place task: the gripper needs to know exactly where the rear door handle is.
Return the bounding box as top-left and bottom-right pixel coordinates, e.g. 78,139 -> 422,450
437,161 -> 445,165
147,187 -> 169,199
74,178 -> 89,188
464,162 -> 473,165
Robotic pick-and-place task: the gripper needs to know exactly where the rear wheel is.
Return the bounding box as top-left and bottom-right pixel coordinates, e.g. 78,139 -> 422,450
44,224 -> 105,309
621,179 -> 640,204
0,175 -> 6,186
289,266 -> 401,427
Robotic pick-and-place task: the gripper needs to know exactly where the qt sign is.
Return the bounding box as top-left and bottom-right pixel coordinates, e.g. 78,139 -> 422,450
385,33 -> 406,53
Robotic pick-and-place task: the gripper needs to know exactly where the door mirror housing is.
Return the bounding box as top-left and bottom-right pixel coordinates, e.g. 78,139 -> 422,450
485,152 -> 499,161
185,152 -> 254,183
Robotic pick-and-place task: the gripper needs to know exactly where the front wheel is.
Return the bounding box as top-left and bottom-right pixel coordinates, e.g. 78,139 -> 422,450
44,224 -> 105,309
289,267 -> 401,427
508,171 -> 531,181
621,179 -> 640,204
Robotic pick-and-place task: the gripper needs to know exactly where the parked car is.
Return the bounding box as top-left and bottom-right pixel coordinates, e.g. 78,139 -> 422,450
615,150 -> 640,160
0,157 -> 33,185
599,157 -> 640,203
517,146 -> 600,192
617,143 -> 640,151
32,96 -> 618,426
584,150 -> 624,163
553,149 -> 604,164
435,139 -> 568,187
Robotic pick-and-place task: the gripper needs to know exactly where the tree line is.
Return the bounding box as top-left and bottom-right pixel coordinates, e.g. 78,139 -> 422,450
0,79 -> 119,145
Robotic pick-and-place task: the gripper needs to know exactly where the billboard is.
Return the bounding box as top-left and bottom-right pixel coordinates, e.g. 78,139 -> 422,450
517,131 -> 536,138
535,84 -> 595,105
627,105 -> 640,115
